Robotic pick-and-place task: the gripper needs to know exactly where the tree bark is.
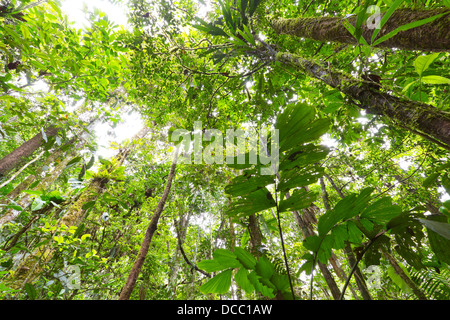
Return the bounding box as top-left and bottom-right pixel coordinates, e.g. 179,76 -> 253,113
271,9 -> 450,52
381,249 -> 428,300
0,126 -> 59,177
275,52 -> 450,149
292,209 -> 341,300
248,213 -> 263,256
6,127 -> 149,289
0,138 -> 79,226
119,149 -> 179,300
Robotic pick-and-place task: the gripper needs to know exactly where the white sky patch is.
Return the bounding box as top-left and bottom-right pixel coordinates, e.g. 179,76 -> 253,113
94,111 -> 144,159
321,133 -> 338,148
61,0 -> 129,30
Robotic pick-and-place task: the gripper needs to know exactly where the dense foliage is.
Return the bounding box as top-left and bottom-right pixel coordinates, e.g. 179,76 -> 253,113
0,0 -> 449,300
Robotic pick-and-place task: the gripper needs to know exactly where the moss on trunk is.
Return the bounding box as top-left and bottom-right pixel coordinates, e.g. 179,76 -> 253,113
276,51 -> 450,148
271,9 -> 450,52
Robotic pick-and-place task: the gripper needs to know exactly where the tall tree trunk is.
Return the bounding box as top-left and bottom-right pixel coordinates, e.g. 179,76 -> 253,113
271,9 -> 450,52
292,209 -> 341,300
0,138 -> 79,226
275,52 -> 450,149
381,250 -> 428,300
6,127 -> 149,289
248,213 -> 263,257
119,149 -> 179,300
0,126 -> 59,177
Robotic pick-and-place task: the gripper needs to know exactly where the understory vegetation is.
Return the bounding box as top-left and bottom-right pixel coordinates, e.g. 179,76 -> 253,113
0,0 -> 449,300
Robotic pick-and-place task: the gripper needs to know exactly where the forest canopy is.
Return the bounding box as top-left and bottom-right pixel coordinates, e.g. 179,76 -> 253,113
0,0 -> 449,301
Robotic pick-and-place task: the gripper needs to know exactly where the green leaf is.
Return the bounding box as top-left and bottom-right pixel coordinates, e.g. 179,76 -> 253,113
387,264 -> 412,294
423,172 -> 440,188
234,268 -> 254,293
22,190 -> 43,196
255,256 -> 274,279
24,283 -> 37,300
341,18 -> 369,46
346,220 -> 364,244
226,188 -> 276,218
360,197 -> 402,223
225,174 -> 274,197
234,247 -> 256,270
248,270 -> 275,298
197,259 -> 226,272
270,273 -> 290,292
303,235 -> 321,252
317,234 -> 334,263
370,0 -> 403,44
65,156 -> 82,170
199,269 -> 232,294
278,188 -> 317,212
426,220 -> 450,265
418,219 -> 450,240
414,53 -> 440,77
86,155 -> 96,170
420,75 -> 450,85
81,201 -> 96,211
73,223 -> 85,238
31,197 -> 46,211
373,13 -> 446,47
213,249 -> 242,269
330,224 -> 348,250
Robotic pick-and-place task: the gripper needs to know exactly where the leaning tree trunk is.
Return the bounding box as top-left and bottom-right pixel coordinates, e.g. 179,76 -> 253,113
0,138 -> 80,226
271,9 -> 450,52
0,126 -> 59,177
275,52 -> 450,149
6,127 -> 150,289
119,149 -> 179,300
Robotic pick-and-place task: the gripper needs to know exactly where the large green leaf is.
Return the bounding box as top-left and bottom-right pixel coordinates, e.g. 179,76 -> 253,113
414,53 -> 440,77
24,283 -> 37,300
418,219 -> 450,240
255,256 -> 274,279
360,197 -> 402,223
248,270 -> 276,298
197,259 -> 227,273
225,174 -> 274,197
318,188 -> 374,236
278,144 -> 328,172
234,268 -> 254,293
420,75 -> 450,85
199,269 -> 232,294
234,247 -> 257,269
226,188 -> 276,217
278,188 -> 317,212
213,249 -> 243,269
278,167 -> 324,192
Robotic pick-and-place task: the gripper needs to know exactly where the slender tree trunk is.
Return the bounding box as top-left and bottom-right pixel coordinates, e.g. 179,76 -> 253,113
170,210 -> 192,297
0,126 -> 59,177
275,52 -> 450,149
271,9 -> 450,52
292,209 -> 341,300
381,250 -> 428,300
248,213 -> 263,257
119,149 -> 179,300
325,172 -> 428,300
0,138 -> 80,226
6,127 -> 149,289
